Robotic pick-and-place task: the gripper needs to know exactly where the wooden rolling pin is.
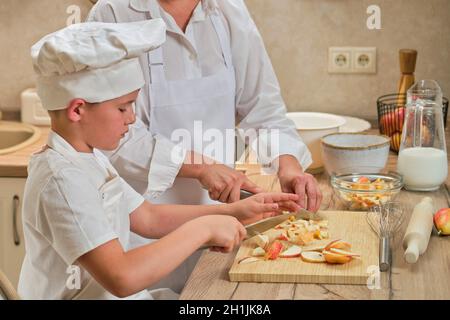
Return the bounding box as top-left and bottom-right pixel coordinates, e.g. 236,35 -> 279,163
402,197 -> 434,264
397,49 -> 418,106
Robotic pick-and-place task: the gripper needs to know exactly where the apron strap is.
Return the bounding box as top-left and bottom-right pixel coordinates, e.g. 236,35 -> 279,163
209,13 -> 233,69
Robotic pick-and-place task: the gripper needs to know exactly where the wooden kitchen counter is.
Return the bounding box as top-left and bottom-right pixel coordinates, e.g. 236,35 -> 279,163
0,126 -> 51,177
180,129 -> 450,300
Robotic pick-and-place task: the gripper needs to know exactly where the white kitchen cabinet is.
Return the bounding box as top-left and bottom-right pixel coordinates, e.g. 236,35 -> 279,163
0,178 -> 26,289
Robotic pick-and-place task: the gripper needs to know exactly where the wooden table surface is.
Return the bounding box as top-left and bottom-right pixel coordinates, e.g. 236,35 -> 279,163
180,129 -> 450,300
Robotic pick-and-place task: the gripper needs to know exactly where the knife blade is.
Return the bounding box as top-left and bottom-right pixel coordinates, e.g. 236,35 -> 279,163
244,209 -> 325,237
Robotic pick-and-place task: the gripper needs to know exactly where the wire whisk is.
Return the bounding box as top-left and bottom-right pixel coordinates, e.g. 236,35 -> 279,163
367,202 -> 406,272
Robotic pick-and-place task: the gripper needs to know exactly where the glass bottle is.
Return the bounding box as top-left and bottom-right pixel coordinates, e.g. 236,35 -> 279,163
397,80 -> 448,191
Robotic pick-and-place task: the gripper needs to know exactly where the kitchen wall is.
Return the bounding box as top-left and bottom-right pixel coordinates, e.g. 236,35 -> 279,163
246,0 -> 450,120
0,0 -> 92,112
0,0 -> 449,121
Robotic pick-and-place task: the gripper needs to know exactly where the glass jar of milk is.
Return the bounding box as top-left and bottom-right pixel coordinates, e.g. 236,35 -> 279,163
397,80 -> 448,191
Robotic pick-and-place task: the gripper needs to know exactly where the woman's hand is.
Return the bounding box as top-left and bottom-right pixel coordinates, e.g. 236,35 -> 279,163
198,164 -> 263,203
278,155 -> 323,212
228,192 -> 300,225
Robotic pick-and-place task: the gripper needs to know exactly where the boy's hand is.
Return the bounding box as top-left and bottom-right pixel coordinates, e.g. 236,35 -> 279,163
194,215 -> 247,253
228,192 -> 300,225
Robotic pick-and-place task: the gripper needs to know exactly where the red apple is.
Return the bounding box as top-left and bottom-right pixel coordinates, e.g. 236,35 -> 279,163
380,107 -> 405,136
434,208 -> 450,236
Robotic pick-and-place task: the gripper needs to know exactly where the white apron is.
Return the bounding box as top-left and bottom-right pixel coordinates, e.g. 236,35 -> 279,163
130,12 -> 237,293
146,11 -> 236,206
47,135 -> 152,300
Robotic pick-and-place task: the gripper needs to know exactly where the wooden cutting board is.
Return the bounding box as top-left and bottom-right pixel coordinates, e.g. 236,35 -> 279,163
229,210 -> 379,285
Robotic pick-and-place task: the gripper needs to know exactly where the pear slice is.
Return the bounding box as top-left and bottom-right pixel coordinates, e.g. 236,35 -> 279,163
300,251 -> 326,263
280,245 -> 302,258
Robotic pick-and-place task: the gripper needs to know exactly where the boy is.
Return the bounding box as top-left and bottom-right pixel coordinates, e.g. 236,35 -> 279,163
18,20 -> 299,300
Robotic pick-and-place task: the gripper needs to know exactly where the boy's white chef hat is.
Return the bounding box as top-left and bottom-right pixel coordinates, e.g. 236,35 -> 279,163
31,19 -> 166,110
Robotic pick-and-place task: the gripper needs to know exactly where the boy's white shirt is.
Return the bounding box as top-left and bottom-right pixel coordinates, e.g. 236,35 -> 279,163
18,131 -> 152,300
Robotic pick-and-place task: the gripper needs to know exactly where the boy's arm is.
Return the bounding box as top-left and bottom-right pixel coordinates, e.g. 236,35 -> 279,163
129,192 -> 300,239
129,201 -> 232,239
77,215 -> 245,298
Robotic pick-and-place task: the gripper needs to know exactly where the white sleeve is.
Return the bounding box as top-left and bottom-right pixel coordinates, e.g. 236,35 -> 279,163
120,177 -> 146,214
106,118 -> 186,199
220,0 -> 312,171
39,169 -> 118,266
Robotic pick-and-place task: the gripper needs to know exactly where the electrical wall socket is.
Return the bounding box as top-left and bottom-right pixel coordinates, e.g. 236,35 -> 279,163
328,47 -> 377,74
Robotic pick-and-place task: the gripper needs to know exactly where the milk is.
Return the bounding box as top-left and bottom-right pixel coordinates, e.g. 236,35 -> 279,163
397,147 -> 448,191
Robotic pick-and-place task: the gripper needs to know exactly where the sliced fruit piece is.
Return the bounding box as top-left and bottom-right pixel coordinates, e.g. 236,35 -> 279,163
238,256 -> 261,264
329,248 -> 360,258
319,229 -> 329,239
277,233 -> 289,241
298,231 -> 315,245
253,234 -> 269,249
323,251 -> 352,264
302,240 -> 329,252
315,220 -> 329,228
325,239 -> 351,252
300,251 -> 326,263
252,247 -> 266,257
266,229 -> 285,243
280,245 -> 302,258
306,224 -> 320,232
313,230 -> 322,240
265,241 -> 283,260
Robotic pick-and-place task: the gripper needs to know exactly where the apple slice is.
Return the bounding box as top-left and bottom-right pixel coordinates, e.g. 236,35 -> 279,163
300,251 -> 326,263
323,251 -> 352,264
265,241 -> 283,260
252,247 -> 266,257
329,248 -> 361,258
324,239 -> 351,252
280,245 -> 302,258
253,234 -> 269,249
302,240 -> 329,252
264,229 -> 285,243
238,256 -> 261,264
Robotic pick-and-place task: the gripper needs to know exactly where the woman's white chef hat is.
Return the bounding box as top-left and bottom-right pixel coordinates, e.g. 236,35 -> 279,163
31,19 -> 166,110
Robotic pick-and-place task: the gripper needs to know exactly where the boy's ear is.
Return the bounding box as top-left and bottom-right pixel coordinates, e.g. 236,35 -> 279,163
66,98 -> 87,122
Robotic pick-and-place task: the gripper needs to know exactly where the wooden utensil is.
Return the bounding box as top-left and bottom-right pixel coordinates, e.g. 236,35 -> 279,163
397,49 -> 418,106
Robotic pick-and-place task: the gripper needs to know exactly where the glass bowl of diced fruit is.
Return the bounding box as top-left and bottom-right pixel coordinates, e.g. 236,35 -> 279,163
330,167 -> 404,211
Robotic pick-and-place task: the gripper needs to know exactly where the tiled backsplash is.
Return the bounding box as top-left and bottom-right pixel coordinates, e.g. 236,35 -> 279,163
1,0 -> 449,121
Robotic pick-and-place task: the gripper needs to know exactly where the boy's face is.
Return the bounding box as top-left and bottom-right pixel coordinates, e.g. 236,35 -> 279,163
81,90 -> 138,151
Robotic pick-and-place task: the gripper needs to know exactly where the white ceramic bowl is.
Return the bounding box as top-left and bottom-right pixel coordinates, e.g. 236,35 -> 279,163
286,112 -> 346,172
321,133 -> 390,175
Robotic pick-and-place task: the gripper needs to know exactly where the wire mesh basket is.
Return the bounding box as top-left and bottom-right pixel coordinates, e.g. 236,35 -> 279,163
377,93 -> 449,153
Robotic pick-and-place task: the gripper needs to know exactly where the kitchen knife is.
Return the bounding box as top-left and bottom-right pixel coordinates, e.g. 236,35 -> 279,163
244,208 -> 325,238
201,187 -> 255,200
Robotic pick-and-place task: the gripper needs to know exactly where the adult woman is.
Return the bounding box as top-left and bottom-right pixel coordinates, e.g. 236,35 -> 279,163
88,0 -> 322,293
